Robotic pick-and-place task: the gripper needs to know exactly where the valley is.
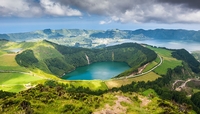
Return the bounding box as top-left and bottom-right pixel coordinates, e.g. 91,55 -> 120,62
0,29 -> 200,113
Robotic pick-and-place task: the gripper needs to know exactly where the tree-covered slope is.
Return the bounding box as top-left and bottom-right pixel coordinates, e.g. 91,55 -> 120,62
15,40 -> 157,77
172,49 -> 200,73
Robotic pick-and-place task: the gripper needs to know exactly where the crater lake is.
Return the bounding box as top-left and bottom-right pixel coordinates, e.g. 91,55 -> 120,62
62,62 -> 130,80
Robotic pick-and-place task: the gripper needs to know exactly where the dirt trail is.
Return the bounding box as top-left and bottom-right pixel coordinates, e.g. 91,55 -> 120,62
138,63 -> 149,74
93,95 -> 132,114
114,54 -> 163,80
173,78 -> 200,90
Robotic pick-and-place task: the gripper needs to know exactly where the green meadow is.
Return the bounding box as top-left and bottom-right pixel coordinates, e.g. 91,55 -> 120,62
106,72 -> 161,89
142,56 -> 160,72
0,73 -> 42,85
147,46 -> 182,75
0,72 -> 43,92
65,80 -> 108,91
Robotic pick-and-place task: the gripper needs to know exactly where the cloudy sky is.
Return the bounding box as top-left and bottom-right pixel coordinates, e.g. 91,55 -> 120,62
0,0 -> 200,33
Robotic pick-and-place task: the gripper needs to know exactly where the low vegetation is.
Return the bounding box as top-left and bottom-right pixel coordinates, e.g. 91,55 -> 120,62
0,81 -> 196,114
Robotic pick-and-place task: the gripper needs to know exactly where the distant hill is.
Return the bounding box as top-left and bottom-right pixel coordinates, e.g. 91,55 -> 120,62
1,29 -> 200,48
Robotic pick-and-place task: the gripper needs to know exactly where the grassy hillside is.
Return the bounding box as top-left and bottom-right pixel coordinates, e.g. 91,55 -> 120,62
0,73 -> 42,92
146,46 -> 182,75
0,40 -> 61,92
0,54 -> 28,71
15,41 -> 157,77
0,83 -> 195,114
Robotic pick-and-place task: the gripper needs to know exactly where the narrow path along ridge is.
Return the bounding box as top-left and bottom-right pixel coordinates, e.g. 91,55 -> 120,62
114,54 -> 163,80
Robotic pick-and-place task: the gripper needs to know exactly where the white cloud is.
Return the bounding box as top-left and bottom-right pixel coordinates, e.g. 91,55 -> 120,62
99,20 -> 112,25
0,0 -> 42,17
40,0 -> 82,16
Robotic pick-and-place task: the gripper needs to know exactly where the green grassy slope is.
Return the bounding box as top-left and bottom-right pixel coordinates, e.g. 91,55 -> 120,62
0,41 -> 61,92
0,73 -> 42,92
146,46 -> 182,75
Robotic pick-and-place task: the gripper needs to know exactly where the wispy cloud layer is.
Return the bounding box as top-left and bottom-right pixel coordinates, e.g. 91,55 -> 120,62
0,0 -> 200,24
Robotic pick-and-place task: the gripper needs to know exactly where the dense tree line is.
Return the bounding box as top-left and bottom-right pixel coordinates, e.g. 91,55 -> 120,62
191,92 -> 200,108
0,90 -> 15,99
0,39 -> 9,41
15,50 -> 39,68
45,58 -> 74,76
172,49 -> 200,73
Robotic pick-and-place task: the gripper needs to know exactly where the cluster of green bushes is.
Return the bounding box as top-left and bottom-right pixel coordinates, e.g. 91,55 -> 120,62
0,82 -> 108,114
0,90 -> 15,99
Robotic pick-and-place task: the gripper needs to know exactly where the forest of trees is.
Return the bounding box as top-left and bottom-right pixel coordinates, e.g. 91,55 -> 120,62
191,92 -> 200,108
172,49 -> 200,73
15,50 -> 39,68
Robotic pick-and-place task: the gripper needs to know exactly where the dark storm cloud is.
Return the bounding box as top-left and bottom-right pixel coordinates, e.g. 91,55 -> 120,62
0,0 -> 200,24
158,0 -> 200,9
56,0 -> 200,24
52,0 -> 146,15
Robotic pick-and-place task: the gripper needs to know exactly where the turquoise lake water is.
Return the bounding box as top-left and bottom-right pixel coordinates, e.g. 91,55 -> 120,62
62,62 -> 130,80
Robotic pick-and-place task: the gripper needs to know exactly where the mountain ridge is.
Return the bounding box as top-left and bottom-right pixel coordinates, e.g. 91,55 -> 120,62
1,28 -> 200,48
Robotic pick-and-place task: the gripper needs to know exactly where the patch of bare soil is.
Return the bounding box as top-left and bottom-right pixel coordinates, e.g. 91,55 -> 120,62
139,96 -> 151,107
93,95 -> 132,114
138,63 -> 149,74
